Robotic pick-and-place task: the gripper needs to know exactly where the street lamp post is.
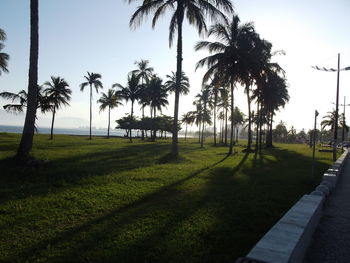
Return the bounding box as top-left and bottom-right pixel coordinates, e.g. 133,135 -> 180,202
312,53 -> 350,161
331,97 -> 350,144
341,97 -> 350,143
312,110 -> 319,178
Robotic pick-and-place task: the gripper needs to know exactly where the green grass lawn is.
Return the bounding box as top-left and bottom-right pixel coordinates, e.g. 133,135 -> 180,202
0,133 -> 336,262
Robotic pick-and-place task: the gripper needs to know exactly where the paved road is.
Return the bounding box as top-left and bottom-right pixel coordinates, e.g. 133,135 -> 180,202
304,156 -> 350,263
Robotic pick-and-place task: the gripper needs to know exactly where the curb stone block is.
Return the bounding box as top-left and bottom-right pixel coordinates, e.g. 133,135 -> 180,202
239,150 -> 349,263
315,185 -> 330,196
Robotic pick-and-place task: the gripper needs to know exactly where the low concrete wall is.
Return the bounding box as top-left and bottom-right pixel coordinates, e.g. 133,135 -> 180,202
236,150 -> 349,263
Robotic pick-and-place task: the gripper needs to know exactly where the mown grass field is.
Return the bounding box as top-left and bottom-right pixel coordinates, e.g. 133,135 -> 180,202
0,133 -> 336,262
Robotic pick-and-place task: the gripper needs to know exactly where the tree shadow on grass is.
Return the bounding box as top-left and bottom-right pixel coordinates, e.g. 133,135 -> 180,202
8,152 -> 234,263
0,142 -> 195,205
2,146 -> 335,263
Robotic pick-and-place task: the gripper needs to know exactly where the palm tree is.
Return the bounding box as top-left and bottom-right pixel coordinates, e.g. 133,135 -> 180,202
321,110 -> 337,131
1,86 -> 52,114
260,71 -> 289,147
205,74 -> 224,146
113,73 -> 142,142
80,72 -> 103,140
195,13 -> 257,154
164,71 -> 190,95
16,0 -> 39,162
0,28 -> 9,75
148,75 -> 169,140
217,87 -> 230,146
128,0 -> 233,157
43,76 -> 72,140
195,87 -> 212,148
132,59 -> 153,139
231,106 -> 245,143
0,90 -> 29,113
97,89 -> 123,138
182,112 -> 195,141
217,110 -> 225,144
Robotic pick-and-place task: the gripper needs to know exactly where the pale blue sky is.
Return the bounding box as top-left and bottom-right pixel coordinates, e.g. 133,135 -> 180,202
0,0 -> 350,130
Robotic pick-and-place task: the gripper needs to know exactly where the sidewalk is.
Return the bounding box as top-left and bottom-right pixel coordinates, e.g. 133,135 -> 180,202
304,155 -> 350,263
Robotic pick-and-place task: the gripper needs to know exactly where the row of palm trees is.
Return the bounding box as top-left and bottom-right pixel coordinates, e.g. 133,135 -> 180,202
128,0 -> 289,154
112,60 -> 190,142
0,76 -> 72,140
3,0 -> 289,161
193,14 -> 289,152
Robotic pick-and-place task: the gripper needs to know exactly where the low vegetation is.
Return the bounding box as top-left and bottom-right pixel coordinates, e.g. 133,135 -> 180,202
0,133 -> 336,262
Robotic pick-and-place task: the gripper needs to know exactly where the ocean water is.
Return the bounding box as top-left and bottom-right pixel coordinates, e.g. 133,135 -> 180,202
0,125 -> 183,137
0,125 -> 130,137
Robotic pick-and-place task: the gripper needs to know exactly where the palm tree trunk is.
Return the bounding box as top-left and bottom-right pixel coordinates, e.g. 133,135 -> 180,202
236,126 -> 239,143
171,4 -> 184,157
213,91 -> 217,146
185,123 -> 187,141
89,83 -> 92,140
16,0 -> 39,162
130,100 -> 134,143
198,122 -> 201,143
225,107 -> 228,146
229,82 -> 234,154
50,107 -> 56,140
201,122 -> 205,148
152,107 -> 156,141
258,105 -> 263,151
246,85 -> 252,150
221,118 -> 224,144
255,101 -> 259,150
107,105 -> 110,138
141,107 -> 145,140
266,113 -> 273,148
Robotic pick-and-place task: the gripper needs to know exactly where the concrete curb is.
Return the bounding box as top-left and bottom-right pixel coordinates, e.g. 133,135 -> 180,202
236,150 -> 349,263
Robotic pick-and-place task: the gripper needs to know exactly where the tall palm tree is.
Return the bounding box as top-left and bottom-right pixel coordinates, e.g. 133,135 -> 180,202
231,106 -> 245,142
217,110 -> 225,144
128,0 -> 233,157
205,74 -> 224,146
195,87 -> 212,148
16,0 -> 39,162
80,72 -> 103,140
43,76 -> 72,140
97,89 -> 123,138
113,73 -> 142,142
182,112 -> 195,141
164,71 -> 190,95
217,87 -> 230,146
132,59 -> 153,139
195,13 -> 257,154
0,28 -> 9,75
148,75 -> 169,140
260,71 -> 289,147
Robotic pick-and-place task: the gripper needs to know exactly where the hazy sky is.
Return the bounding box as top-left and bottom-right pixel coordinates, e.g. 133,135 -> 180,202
0,0 -> 350,131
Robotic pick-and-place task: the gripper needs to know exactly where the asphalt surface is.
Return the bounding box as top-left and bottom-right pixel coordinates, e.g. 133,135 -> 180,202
304,156 -> 350,263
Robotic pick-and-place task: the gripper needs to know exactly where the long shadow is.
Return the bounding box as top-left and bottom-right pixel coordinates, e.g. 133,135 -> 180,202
0,142 -> 194,205
7,153 -> 232,262
3,145 -> 334,262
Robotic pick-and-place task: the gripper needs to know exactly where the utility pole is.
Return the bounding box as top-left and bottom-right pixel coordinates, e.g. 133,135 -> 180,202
312,110 -> 319,177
